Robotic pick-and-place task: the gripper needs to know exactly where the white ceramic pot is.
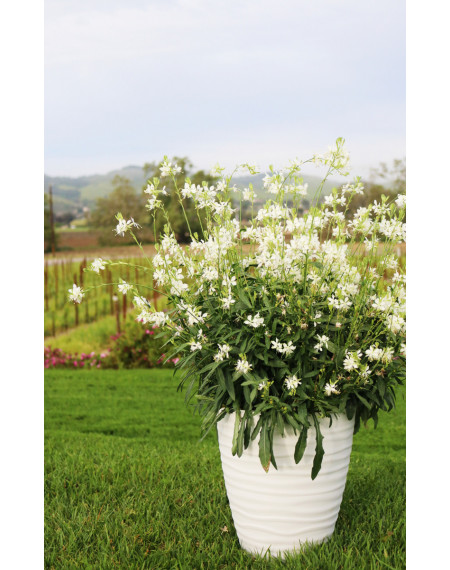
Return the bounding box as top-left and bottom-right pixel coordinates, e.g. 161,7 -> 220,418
217,413 -> 355,558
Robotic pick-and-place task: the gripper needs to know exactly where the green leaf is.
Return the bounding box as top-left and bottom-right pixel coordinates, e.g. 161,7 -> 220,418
268,425 -> 278,470
355,392 -> 371,409
237,289 -> 252,308
294,425 -> 308,464
251,415 -> 263,440
231,412 -> 240,456
285,414 -> 300,432
216,368 -> 227,391
244,415 -> 253,448
219,368 -> 235,401
258,422 -> 271,472
311,415 -> 325,480
303,369 -> 321,378
276,412 -> 284,436
346,397 -> 356,420
295,403 -> 309,427
237,416 -> 245,457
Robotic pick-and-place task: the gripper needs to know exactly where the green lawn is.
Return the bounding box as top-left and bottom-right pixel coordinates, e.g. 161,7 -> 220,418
45,370 -> 405,569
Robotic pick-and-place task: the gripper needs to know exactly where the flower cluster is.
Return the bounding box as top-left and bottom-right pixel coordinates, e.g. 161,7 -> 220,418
73,141 -> 406,477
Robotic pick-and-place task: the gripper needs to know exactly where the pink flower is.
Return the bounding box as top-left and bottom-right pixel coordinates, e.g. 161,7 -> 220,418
74,361 -> 78,367
172,357 -> 180,365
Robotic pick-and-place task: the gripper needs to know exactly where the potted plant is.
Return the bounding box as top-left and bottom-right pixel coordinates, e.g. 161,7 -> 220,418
69,139 -> 406,557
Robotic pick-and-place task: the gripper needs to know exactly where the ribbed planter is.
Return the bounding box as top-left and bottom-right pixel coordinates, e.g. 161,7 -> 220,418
217,413 -> 355,558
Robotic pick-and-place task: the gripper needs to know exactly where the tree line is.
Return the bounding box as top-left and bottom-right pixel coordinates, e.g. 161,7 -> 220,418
44,157 -> 405,251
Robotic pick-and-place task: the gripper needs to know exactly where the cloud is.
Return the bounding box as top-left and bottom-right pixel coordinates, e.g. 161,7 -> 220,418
45,0 -> 405,176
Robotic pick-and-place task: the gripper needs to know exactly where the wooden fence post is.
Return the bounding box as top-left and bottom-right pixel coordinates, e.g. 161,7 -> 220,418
44,262 -> 49,311
73,273 -> 79,327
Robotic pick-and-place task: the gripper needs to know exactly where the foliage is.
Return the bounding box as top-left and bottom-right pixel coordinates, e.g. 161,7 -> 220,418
89,175 -> 150,245
90,175 -> 146,228
75,139 -> 406,477
370,157 -> 406,194
45,318 -> 176,369
103,320 -> 177,369
45,369 -> 405,568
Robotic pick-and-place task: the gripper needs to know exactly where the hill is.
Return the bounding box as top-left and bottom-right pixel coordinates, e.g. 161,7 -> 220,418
44,165 -> 339,215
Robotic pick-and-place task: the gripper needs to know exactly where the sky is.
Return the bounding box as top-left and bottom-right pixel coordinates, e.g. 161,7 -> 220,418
45,0 -> 405,178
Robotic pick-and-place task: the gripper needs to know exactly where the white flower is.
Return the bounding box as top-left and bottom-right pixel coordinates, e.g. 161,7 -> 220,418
90,258 -> 105,273
314,334 -> 329,352
149,311 -> 168,327
115,216 -> 141,237
133,295 -> 149,310
160,160 -> 182,177
359,365 -> 371,380
214,344 -> 231,362
118,280 -> 133,294
284,374 -> 301,391
68,284 -> 84,304
372,295 -> 392,312
244,313 -> 265,328
258,381 -> 267,391
395,194 -> 406,209
324,382 -> 340,396
271,338 -> 283,352
386,314 -> 405,334
145,195 -> 162,212
190,341 -> 202,352
313,312 -> 322,327
221,295 -> 235,310
243,187 -> 255,201
365,345 -> 383,362
235,358 -> 252,374
281,341 -> 296,357
343,351 -> 360,371
382,347 -> 394,364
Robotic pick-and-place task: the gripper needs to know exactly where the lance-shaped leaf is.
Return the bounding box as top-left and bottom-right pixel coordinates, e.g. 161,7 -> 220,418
258,422 -> 271,472
311,415 -> 325,480
294,424 -> 308,464
231,411 -> 240,456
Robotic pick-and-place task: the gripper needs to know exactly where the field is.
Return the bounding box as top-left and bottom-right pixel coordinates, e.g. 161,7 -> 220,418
44,255 -> 163,337
45,369 -> 406,569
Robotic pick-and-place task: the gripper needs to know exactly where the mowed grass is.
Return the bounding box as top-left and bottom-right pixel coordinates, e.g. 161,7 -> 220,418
45,370 -> 405,569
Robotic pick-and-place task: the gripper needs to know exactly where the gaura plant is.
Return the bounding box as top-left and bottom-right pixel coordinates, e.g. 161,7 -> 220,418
69,139 -> 406,479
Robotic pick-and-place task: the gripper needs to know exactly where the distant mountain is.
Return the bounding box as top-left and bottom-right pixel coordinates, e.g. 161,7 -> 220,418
44,165 -> 339,215
44,165 -> 147,214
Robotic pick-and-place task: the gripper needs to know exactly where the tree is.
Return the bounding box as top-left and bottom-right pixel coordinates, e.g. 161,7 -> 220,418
369,158 -> 405,194
89,175 -> 146,229
44,194 -> 58,253
143,157 -> 218,243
